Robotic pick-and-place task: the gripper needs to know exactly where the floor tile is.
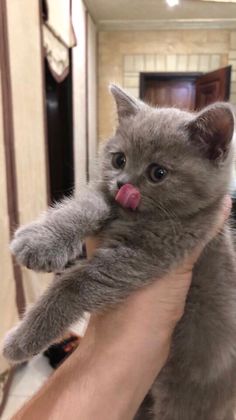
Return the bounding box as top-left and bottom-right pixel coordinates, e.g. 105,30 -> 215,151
1,395 -> 30,420
2,355 -> 53,419
9,355 -> 53,397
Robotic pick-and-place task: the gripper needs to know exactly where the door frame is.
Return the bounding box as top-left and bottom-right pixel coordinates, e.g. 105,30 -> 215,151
195,65 -> 232,104
139,72 -> 202,100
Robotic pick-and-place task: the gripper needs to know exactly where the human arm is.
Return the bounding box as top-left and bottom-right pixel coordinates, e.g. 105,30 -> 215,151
12,272 -> 186,420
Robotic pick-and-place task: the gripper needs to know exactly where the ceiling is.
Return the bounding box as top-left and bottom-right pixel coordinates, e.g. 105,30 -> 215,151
83,0 -> 236,30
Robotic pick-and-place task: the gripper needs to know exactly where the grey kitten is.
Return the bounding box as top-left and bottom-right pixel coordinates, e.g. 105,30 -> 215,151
3,85 -> 236,420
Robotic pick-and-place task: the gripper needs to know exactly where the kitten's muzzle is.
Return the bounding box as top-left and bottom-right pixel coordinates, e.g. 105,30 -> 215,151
117,181 -> 125,189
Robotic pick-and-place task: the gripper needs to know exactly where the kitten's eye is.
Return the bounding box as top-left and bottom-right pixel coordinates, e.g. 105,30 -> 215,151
147,164 -> 168,183
112,152 -> 126,169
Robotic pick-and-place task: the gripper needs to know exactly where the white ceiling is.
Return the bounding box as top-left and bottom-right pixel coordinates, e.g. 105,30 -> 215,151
83,0 -> 236,29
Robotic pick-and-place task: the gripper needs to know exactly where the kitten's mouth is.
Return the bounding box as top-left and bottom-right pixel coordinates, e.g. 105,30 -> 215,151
115,184 -> 141,211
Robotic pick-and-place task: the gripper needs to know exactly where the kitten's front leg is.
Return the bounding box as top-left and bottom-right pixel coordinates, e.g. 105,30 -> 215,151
3,245 -> 157,362
2,266 -> 86,362
11,188 -> 111,272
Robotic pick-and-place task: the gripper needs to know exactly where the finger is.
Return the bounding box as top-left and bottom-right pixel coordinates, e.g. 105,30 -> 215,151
85,237 -> 101,259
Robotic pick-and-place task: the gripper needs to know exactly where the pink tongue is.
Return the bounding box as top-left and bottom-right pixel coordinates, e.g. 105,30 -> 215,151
115,184 -> 141,210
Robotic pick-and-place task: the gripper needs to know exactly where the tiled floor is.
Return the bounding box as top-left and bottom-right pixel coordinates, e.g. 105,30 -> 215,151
1,318 -> 89,419
2,355 -> 53,419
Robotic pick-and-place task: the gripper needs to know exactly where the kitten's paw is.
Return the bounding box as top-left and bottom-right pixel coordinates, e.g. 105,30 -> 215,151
2,327 -> 31,363
10,222 -> 73,272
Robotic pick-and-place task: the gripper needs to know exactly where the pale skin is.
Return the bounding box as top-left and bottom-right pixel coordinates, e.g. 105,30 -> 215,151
12,196 -> 232,420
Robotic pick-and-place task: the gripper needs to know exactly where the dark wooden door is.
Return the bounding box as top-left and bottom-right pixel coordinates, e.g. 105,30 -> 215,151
140,73 -> 200,110
140,67 -> 231,111
45,55 -> 74,202
195,66 -> 231,110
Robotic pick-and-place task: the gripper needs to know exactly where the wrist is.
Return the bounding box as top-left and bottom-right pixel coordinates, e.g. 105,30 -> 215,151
70,319 -> 171,420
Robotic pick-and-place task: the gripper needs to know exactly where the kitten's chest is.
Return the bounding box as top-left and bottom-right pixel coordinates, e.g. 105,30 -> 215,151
101,215 -> 198,270
102,212 -> 180,244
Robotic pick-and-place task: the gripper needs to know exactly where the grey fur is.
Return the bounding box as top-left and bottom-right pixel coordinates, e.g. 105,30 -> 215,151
3,85 -> 236,420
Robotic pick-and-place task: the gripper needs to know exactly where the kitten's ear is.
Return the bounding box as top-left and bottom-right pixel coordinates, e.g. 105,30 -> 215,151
110,84 -> 143,122
187,103 -> 234,161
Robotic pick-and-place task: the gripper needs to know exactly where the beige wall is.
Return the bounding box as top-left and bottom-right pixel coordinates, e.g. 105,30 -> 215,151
0,1 -> 51,404
98,29 -> 236,140
6,0 -> 50,304
0,69 -> 19,378
7,0 -> 48,226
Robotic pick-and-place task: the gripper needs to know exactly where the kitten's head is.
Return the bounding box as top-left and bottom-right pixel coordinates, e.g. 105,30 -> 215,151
100,84 -> 234,218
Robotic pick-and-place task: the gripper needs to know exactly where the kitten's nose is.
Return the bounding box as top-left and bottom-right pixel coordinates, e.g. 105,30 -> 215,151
117,181 -> 125,189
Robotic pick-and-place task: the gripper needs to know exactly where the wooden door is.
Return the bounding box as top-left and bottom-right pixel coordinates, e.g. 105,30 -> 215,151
140,73 -> 200,110
195,66 -> 231,110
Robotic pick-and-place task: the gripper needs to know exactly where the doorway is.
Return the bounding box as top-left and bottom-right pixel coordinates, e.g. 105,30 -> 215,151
140,66 -> 231,111
45,56 -> 74,202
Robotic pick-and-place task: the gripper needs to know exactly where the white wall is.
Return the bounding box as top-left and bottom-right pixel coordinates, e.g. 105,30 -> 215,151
72,0 -> 87,190
72,0 -> 98,190
87,14 -> 98,182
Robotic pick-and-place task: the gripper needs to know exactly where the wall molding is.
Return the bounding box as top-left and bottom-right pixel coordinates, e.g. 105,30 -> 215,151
98,18 -> 236,31
122,53 -> 228,99
0,0 -> 25,316
39,0 -> 51,204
